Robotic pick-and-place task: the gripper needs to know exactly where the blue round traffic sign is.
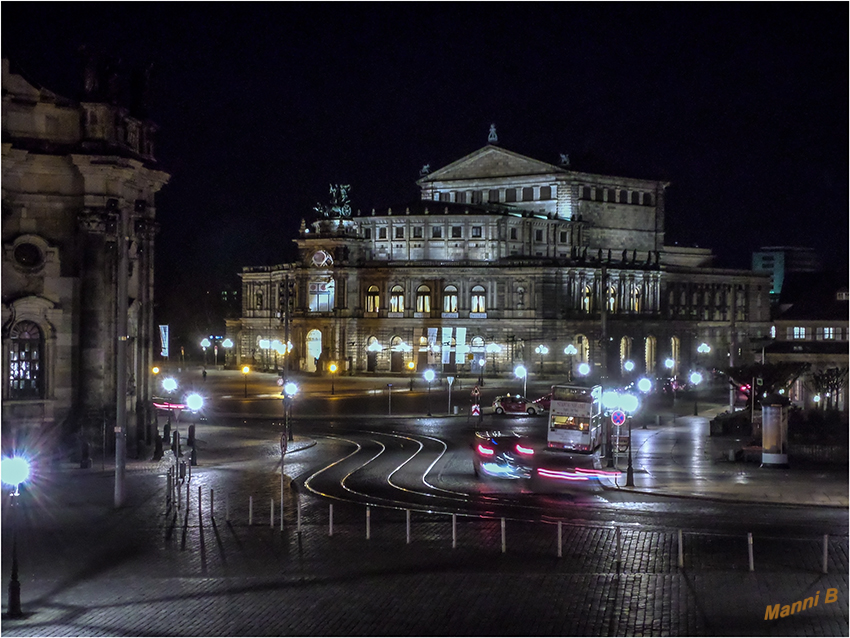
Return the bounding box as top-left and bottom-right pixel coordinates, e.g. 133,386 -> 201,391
611,409 -> 626,426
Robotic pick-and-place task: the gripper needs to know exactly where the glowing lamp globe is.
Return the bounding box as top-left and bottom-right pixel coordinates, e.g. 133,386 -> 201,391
1,456 -> 30,488
186,393 -> 204,411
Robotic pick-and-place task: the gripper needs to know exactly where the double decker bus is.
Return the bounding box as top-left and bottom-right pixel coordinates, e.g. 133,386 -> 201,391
547,384 -> 603,452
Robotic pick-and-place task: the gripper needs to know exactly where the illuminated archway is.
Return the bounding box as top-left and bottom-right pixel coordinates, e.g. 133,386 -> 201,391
306,329 -> 322,372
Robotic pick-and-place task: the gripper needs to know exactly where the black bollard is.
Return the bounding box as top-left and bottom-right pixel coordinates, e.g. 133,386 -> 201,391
190,446 -> 197,467
152,434 -> 164,461
187,424 -> 196,447
172,431 -> 179,456
163,420 -> 171,445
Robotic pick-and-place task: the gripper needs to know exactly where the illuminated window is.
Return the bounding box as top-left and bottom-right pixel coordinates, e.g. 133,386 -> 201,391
416,285 -> 431,313
607,285 -> 617,313
366,285 -> 380,313
792,326 -> 806,340
631,285 -> 642,312
308,279 -> 334,312
583,285 -> 593,313
824,327 -> 835,340
9,320 -> 43,399
443,285 -> 458,313
471,285 -> 486,313
390,285 -> 404,313
471,226 -> 482,238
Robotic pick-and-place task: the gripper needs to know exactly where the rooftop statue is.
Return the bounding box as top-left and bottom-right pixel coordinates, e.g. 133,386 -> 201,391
313,184 -> 352,218
488,123 -> 498,144
419,164 -> 430,177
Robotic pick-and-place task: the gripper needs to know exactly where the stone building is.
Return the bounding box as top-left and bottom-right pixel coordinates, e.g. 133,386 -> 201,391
230,139 -> 770,383
2,58 -> 170,453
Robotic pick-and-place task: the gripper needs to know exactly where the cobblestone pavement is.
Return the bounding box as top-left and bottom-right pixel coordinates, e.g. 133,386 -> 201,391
1,460 -> 848,637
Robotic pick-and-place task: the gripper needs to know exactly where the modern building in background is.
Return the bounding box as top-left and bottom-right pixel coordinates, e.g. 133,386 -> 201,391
1,58 -> 170,451
752,246 -> 824,301
230,136 -> 772,383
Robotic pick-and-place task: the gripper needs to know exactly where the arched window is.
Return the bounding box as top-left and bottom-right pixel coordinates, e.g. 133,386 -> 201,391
631,285 -> 642,313
443,285 -> 458,313
416,285 -> 431,313
607,285 -> 618,313
390,285 -> 405,313
471,285 -> 486,313
9,320 -> 43,399
366,285 -> 380,313
645,336 -> 657,373
582,285 -> 593,313
575,334 -> 590,363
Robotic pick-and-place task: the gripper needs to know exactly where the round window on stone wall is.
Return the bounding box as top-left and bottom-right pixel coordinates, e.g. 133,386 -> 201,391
14,242 -> 43,268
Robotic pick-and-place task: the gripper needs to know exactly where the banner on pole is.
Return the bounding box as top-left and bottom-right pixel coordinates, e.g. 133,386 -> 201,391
159,325 -> 169,357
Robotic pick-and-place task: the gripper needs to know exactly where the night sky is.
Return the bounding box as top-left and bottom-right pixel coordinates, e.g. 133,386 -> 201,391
3,4 -> 847,344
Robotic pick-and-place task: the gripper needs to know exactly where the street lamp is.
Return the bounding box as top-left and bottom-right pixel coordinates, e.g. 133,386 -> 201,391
407,360 -> 415,390
222,338 -> 234,367
200,338 -> 211,367
690,370 -> 703,415
624,360 -> 635,373
329,362 -> 337,395
152,366 -> 160,375
577,362 -> 591,377
534,345 -> 549,376
486,343 -> 501,375
477,358 -> 486,388
423,369 -> 435,416
564,344 -> 577,381
2,455 -> 31,618
637,377 -> 652,394
283,381 -> 298,442
514,364 -> 528,397
242,365 -> 250,398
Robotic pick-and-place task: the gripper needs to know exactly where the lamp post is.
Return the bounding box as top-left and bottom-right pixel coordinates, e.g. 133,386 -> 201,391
283,381 -> 298,442
2,455 -> 30,618
534,345 -> 549,376
242,365 -> 250,398
201,338 -> 211,367
690,371 -> 703,416
477,358 -> 486,388
486,343 -> 501,376
222,338 -> 233,368
564,344 -> 577,382
619,393 -> 639,487
424,369 -> 435,416
407,361 -> 415,390
329,362 -> 337,395
514,364 -> 527,398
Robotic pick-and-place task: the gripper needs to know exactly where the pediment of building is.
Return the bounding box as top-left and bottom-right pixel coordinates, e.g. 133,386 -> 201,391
419,145 -> 565,184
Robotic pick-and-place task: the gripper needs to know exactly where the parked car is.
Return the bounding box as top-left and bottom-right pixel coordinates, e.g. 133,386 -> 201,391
472,431 -> 536,479
492,395 -> 544,415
